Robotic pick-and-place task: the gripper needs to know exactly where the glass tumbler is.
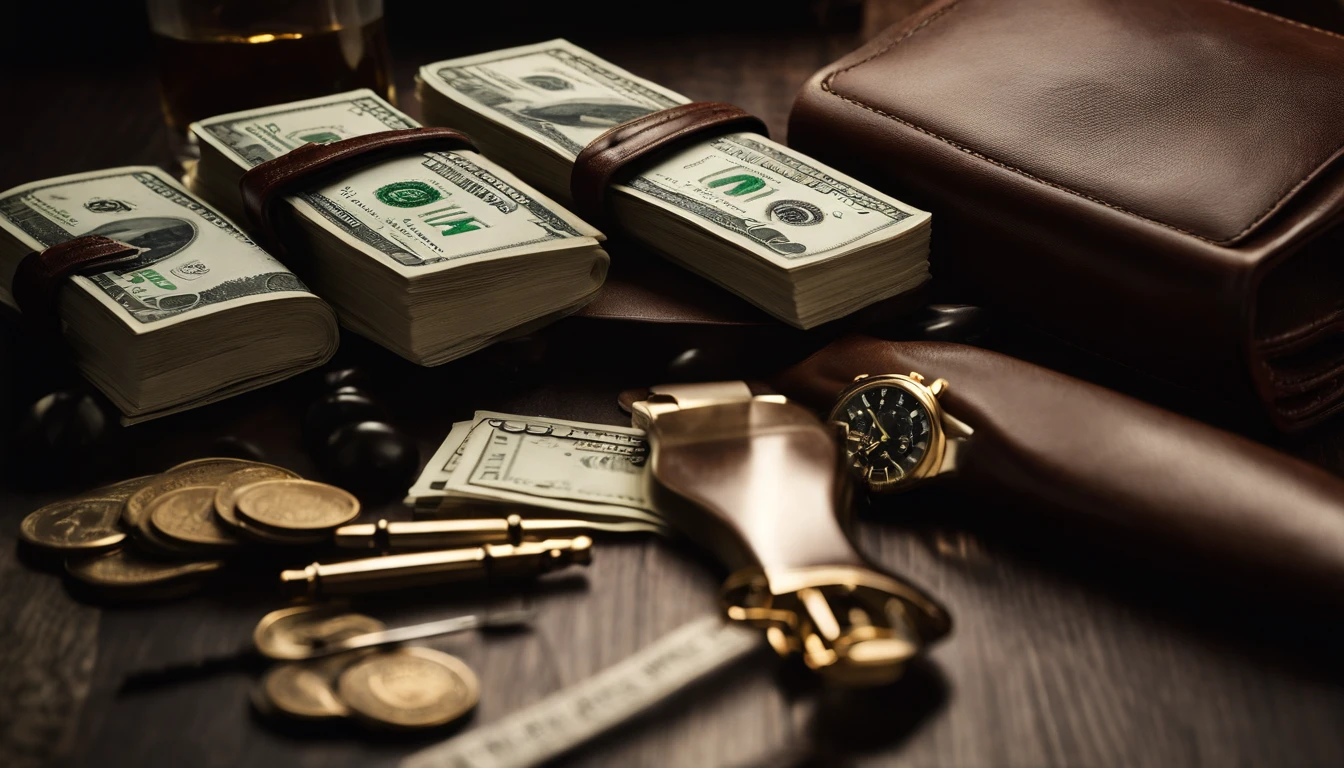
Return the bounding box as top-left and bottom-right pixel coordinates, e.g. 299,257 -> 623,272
148,0 -> 393,167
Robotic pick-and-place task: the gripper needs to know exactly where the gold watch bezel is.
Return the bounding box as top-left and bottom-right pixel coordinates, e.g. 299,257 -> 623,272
827,374 -> 947,493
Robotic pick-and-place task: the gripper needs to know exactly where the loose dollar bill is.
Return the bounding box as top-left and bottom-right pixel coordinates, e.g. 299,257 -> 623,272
188,90 -> 610,366
407,412 -> 661,527
418,40 -> 931,329
0,167 -> 337,423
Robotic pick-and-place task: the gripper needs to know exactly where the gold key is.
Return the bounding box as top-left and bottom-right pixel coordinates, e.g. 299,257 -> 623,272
279,536 -> 594,598
333,513 -> 663,550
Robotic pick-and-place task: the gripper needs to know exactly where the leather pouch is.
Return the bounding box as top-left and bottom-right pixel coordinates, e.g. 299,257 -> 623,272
789,0 -> 1344,432
773,337 -> 1344,605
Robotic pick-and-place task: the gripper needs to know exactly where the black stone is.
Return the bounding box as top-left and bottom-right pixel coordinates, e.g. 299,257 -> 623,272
321,367 -> 373,392
302,388 -> 388,452
321,421 -> 420,499
6,390 -> 110,486
907,304 -> 991,343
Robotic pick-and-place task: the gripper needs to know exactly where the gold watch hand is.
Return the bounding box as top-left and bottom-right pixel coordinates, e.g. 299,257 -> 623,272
867,409 -> 890,441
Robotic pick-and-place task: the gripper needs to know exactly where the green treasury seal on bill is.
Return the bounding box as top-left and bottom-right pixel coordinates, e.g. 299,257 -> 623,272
375,181 -> 442,208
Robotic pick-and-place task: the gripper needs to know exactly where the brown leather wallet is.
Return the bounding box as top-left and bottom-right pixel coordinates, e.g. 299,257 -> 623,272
789,0 -> 1344,432
773,336 -> 1344,604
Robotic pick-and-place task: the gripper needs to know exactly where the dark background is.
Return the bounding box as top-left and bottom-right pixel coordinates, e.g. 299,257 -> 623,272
4,2 -> 1344,767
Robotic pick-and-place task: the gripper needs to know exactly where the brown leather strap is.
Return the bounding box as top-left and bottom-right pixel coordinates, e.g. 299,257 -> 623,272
13,235 -> 141,326
239,126 -> 477,253
570,101 -> 768,224
772,336 -> 1344,605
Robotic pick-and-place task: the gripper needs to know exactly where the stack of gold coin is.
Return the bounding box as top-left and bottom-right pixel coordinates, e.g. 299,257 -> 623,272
17,458 -> 357,602
227,479 -> 360,546
250,605 -> 479,730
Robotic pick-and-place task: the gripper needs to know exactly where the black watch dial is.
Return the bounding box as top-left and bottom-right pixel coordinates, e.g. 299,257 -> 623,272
838,383 -> 933,485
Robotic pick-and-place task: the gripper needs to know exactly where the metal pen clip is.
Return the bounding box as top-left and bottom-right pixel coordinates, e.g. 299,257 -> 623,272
279,536 -> 594,598
334,513 -> 662,550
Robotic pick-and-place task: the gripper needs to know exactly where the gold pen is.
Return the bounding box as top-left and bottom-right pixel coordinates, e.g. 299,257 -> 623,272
279,536 -> 593,598
333,513 -> 664,550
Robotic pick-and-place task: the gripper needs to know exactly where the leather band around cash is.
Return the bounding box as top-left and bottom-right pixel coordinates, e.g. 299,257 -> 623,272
569,101 -> 768,225
239,126 -> 476,253
12,235 -> 141,327
772,336 -> 1344,605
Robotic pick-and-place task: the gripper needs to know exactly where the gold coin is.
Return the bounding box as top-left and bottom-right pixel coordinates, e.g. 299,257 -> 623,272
233,518 -> 332,547
235,480 -> 360,532
254,604 -> 385,661
20,498 -> 125,553
77,475 -> 156,503
66,548 -> 223,589
149,486 -> 240,550
121,459 -> 279,530
259,653 -> 366,720
337,648 -> 479,729
215,467 -> 301,528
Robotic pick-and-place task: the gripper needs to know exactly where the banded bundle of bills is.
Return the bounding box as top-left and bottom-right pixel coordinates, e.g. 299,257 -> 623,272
406,411 -> 662,529
187,90 -> 609,366
0,167 -> 338,423
417,40 -> 932,329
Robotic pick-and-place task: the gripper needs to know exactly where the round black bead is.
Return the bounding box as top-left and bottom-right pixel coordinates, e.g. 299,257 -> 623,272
6,390 -> 109,485
321,367 -> 373,392
322,421 -> 420,498
909,304 -> 990,343
303,387 -> 388,452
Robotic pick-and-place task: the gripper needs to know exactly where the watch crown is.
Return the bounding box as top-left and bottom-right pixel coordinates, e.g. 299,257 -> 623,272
908,372 -> 925,383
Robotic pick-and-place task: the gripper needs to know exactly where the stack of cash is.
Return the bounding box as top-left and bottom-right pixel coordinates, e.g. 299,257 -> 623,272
406,410 -> 663,530
0,168 -> 339,423
187,90 -> 610,366
417,40 -> 932,329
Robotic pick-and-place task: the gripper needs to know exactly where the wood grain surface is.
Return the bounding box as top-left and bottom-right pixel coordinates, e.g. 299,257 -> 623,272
3,2 -> 1344,766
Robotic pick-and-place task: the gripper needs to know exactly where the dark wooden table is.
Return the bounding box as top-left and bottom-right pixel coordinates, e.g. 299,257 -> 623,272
4,2 -> 1344,767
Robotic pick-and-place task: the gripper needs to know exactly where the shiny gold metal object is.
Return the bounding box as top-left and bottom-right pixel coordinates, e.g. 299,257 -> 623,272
121,458 -> 280,529
66,548 -> 223,599
20,498 -> 125,553
827,372 -> 973,494
253,604 -> 385,661
78,475 -> 156,503
334,513 -> 661,550
257,656 -> 356,720
234,479 -> 360,532
280,536 -> 594,598
336,647 -> 479,729
720,565 -> 951,686
149,485 -> 241,551
632,381 -> 952,685
214,466 -> 302,529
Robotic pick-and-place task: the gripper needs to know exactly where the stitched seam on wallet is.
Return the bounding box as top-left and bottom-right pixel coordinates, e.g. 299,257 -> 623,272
819,0 -> 1344,246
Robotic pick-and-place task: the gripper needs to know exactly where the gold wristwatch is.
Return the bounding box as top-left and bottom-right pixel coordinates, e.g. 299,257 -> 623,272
828,372 -> 974,494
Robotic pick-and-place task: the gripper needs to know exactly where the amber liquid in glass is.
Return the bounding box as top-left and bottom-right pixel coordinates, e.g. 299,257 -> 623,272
155,19 -> 393,161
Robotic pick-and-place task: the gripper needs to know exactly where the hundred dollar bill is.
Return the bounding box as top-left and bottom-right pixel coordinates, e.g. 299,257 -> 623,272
0,167 -> 311,327
418,41 -> 931,328
0,167 -> 337,423
407,412 -> 661,526
188,90 -> 610,366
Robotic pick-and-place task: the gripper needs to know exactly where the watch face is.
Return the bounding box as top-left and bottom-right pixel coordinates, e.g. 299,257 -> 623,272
835,381 -> 935,487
